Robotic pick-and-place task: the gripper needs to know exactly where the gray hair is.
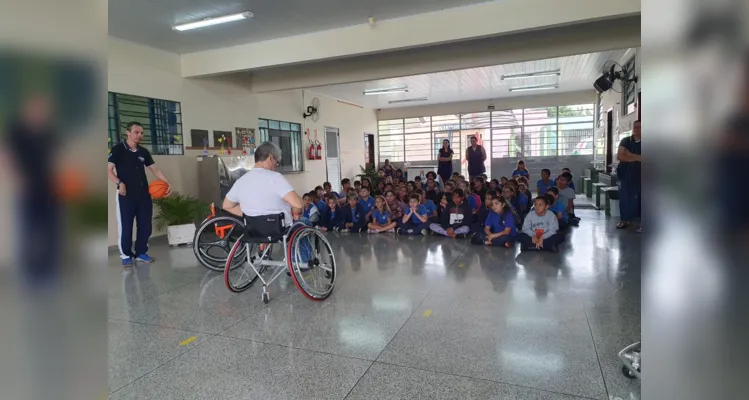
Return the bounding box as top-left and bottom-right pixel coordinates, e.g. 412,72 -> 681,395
255,141 -> 282,163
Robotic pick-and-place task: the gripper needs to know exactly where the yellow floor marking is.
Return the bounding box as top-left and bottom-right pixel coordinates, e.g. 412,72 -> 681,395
423,309 -> 433,317
179,336 -> 197,346
458,263 -> 467,268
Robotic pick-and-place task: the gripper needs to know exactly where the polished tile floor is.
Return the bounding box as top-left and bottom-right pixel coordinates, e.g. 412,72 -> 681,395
108,209 -> 641,400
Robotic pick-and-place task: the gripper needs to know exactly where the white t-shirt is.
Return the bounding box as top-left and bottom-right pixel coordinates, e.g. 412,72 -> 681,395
225,167 -> 295,226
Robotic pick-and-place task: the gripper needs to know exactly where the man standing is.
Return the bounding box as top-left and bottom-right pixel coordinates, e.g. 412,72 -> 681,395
107,122 -> 171,265
465,135 -> 487,180
616,120 -> 641,230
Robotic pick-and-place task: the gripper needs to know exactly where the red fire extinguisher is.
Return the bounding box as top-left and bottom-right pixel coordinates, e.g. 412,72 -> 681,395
308,141 -> 315,160
315,140 -> 322,160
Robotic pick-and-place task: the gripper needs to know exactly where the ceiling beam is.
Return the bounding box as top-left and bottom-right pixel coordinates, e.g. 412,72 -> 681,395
248,17 -> 640,93
180,0 -> 640,77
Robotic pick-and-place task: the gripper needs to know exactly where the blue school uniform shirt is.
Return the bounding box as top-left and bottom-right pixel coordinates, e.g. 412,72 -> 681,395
512,169 -> 529,178
466,195 -> 477,211
303,204 -> 316,219
316,200 -> 328,214
372,209 -> 390,225
484,210 -> 517,236
517,193 -> 528,211
358,196 -> 375,214
423,200 -> 437,216
537,179 -> 555,195
410,204 -> 428,224
548,200 -> 568,222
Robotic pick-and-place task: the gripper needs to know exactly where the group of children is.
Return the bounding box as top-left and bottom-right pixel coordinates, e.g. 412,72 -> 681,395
300,161 -> 581,252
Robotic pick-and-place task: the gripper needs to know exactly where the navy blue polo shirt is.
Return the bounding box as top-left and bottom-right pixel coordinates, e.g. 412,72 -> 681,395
108,141 -> 154,195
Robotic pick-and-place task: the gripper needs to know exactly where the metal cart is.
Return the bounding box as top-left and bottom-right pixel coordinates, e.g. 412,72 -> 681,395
618,341 -> 641,379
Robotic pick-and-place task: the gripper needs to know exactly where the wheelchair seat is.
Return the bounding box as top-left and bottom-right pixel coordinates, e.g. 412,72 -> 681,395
240,213 -> 288,243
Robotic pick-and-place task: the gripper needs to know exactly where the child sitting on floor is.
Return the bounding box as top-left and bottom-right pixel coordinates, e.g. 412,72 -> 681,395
545,187 -> 569,231
341,192 -> 367,232
555,172 -> 579,225
517,196 -> 561,252
471,196 -> 517,247
312,188 -> 328,216
430,188 -> 473,238
319,194 -> 344,232
399,194 -> 430,235
458,181 -> 480,214
302,192 -> 320,224
354,180 -> 362,192
368,196 -> 397,233
358,187 -> 376,222
416,189 -> 438,222
537,168 -> 555,197
473,189 -> 497,234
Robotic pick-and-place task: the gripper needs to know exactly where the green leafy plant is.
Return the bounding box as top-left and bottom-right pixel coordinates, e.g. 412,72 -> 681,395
69,195 -> 108,233
356,164 -> 380,187
152,193 -> 210,231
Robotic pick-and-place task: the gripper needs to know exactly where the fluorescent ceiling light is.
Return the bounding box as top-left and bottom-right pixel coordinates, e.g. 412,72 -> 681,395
363,87 -> 409,95
501,70 -> 561,80
509,85 -> 559,92
173,11 -> 253,31
388,97 -> 428,104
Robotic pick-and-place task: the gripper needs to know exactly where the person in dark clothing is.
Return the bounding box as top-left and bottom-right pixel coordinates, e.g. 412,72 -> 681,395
3,95 -> 62,285
319,194 -> 344,231
341,193 -> 367,232
430,188 -> 473,238
108,121 -> 172,266
616,120 -> 642,230
437,139 -> 454,184
465,135 -> 487,179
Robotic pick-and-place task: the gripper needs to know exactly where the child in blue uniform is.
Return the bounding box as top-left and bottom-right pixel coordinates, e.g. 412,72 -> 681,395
368,196 -> 397,233
302,192 -> 319,225
399,194 -> 430,235
472,196 -> 517,247
341,193 -> 366,232
545,187 -> 569,231
319,194 -> 344,232
358,187 -> 375,222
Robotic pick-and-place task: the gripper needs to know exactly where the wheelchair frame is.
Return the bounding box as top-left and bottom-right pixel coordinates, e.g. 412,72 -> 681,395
224,222 -> 336,304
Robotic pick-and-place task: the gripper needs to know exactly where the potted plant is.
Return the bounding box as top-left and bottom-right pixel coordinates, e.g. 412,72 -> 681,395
356,164 -> 381,187
153,193 -> 210,246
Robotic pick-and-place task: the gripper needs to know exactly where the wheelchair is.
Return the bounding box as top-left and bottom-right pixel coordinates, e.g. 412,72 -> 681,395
193,204 -> 247,272
224,213 -> 336,304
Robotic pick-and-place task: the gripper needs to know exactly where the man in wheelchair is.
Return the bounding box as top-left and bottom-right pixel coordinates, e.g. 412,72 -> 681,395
220,142 -> 334,303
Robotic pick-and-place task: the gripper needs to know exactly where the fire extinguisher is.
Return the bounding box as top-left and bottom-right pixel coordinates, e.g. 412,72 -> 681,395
315,140 -> 322,160
308,141 -> 315,160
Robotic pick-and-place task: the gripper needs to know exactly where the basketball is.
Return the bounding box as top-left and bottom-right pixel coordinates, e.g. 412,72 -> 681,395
149,180 -> 169,199
56,166 -> 86,201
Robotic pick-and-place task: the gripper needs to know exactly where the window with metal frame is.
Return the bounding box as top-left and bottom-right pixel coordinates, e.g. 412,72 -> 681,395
377,104 -> 595,162
258,118 -> 303,173
108,92 -> 183,155
622,56 -> 637,115
597,92 -> 605,128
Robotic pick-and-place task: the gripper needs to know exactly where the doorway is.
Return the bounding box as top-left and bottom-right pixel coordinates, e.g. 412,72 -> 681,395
325,127 -> 342,192
364,133 -> 375,170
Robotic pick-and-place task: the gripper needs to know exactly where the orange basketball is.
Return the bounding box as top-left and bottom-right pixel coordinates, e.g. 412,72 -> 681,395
55,167 -> 86,201
149,180 -> 169,199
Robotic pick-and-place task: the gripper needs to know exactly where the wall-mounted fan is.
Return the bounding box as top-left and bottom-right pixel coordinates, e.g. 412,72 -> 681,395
594,61 -> 638,94
303,97 -> 320,122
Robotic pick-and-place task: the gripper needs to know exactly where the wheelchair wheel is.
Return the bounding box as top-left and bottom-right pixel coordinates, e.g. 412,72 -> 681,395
193,215 -> 246,272
224,237 -> 269,293
286,227 -> 336,301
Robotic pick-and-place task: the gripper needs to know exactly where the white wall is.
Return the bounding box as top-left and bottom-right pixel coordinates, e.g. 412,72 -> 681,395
598,48 -> 641,134
107,38 -> 377,246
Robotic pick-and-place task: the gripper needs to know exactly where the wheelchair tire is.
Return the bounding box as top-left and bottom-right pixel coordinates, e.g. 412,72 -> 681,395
224,237 -> 267,293
286,227 -> 336,301
193,215 -> 246,272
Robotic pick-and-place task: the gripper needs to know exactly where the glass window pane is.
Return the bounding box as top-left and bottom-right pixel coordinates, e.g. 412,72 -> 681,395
523,107 -> 557,126
404,132 -> 433,162
258,119 -> 268,128
491,109 -> 522,127
269,120 -> 280,130
460,112 -> 491,129
558,122 -> 595,156
280,121 -> 290,131
404,117 -> 430,134
291,123 -> 301,132
431,114 -> 460,131
522,125 -> 557,157
491,127 -> 522,158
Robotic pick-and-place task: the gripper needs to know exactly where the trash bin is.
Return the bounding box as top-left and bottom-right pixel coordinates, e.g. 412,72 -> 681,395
608,189 -> 620,218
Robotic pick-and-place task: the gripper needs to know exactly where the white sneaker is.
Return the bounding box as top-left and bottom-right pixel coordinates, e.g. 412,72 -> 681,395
387,228 -> 395,233
421,229 -> 428,236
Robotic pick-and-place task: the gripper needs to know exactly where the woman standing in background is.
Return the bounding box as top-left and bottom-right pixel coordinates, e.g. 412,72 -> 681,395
437,139 -> 454,184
